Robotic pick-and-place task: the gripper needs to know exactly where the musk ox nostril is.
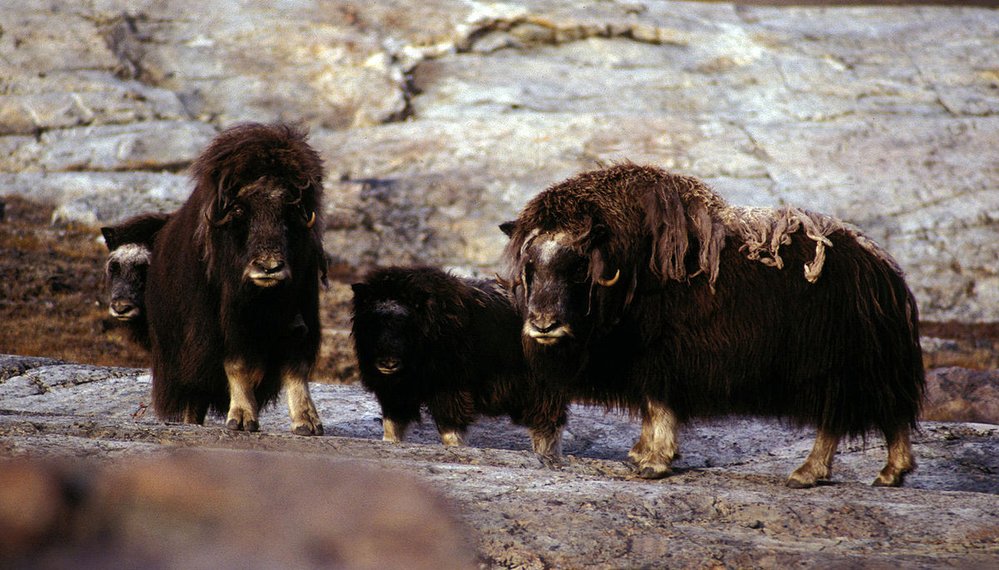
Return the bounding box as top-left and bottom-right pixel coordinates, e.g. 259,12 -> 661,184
261,259 -> 285,275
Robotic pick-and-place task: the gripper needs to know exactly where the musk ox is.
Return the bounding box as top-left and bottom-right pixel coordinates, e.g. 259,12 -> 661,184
101,212 -> 170,349
351,266 -> 564,455
500,163 -> 924,487
145,122 -> 327,435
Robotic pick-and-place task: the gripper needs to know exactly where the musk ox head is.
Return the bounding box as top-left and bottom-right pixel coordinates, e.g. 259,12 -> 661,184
101,213 -> 170,321
500,163 -> 729,348
191,122 -> 325,289
351,267 -> 470,381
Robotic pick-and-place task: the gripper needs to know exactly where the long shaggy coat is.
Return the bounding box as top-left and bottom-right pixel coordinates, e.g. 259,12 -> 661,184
145,122 -> 326,433
351,266 -> 564,450
501,163 -> 924,486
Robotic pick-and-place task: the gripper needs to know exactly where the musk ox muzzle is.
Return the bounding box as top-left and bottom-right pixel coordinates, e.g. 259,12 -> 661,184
524,311 -> 573,345
244,254 -> 290,287
375,356 -> 403,375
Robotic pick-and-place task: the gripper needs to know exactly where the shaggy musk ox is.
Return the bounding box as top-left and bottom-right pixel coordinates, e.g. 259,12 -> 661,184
145,122 -> 326,435
101,212 -> 170,349
351,266 -> 564,454
500,163 -> 925,487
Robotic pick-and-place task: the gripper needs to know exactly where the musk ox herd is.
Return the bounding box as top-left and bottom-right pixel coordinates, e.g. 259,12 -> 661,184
101,121 -> 925,488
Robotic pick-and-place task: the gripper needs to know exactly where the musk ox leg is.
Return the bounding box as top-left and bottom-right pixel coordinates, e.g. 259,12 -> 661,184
282,367 -> 323,436
629,400 -> 679,480
530,427 -> 564,469
873,429 -> 915,487
224,359 -> 262,432
181,403 -> 207,425
438,429 -> 467,447
787,430 -> 840,489
382,418 -> 409,443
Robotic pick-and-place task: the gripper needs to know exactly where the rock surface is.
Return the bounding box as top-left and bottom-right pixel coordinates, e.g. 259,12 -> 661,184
1,354 -> 997,568
1,1 -> 997,323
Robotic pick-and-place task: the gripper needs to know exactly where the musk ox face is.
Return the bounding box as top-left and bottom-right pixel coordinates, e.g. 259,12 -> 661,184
104,242 -> 152,321
503,224 -> 625,348
205,176 -> 316,289
351,290 -> 423,379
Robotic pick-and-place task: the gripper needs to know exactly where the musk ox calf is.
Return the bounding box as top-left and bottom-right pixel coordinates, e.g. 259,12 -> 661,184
145,122 -> 327,435
500,163 -> 924,487
351,266 -> 564,454
100,212 -> 170,350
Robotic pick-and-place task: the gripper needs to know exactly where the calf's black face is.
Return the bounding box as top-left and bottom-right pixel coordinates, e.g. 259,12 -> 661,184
352,291 -> 420,379
105,243 -> 152,321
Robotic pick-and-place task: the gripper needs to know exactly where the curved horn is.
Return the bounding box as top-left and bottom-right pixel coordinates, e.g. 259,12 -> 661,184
305,211 -> 317,229
595,268 -> 621,287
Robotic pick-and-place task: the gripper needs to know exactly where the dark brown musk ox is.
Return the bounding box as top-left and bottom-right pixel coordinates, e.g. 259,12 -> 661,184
145,122 -> 327,435
500,163 -> 925,487
351,266 -> 565,456
100,212 -> 170,350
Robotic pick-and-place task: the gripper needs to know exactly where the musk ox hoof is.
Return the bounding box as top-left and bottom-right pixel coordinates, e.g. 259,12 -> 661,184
536,453 -> 564,470
226,418 -> 259,432
785,477 -> 818,489
635,466 -> 672,480
872,472 -> 906,487
292,422 -> 324,436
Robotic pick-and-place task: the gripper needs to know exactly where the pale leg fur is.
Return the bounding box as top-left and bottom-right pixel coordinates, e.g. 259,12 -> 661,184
282,368 -> 323,436
181,405 -> 203,425
382,418 -> 408,443
530,426 -> 564,469
224,359 -> 262,432
439,429 -> 467,447
873,429 -> 915,487
629,400 -> 679,479
787,430 -> 840,488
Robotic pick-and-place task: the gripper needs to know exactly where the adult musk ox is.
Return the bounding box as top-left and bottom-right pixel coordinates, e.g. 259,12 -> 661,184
101,212 -> 170,349
500,163 -> 924,487
145,122 -> 326,435
351,266 -> 564,455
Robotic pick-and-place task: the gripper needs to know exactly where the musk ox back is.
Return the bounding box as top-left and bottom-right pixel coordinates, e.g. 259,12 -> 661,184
145,122 -> 326,435
100,212 -> 170,350
501,163 -> 924,487
351,266 -> 565,455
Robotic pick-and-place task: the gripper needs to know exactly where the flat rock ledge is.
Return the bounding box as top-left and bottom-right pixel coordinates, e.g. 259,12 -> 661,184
1,354 -> 997,568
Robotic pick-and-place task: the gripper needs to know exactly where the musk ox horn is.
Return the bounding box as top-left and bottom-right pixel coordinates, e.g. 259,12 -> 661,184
595,269 -> 621,287
305,211 -> 317,229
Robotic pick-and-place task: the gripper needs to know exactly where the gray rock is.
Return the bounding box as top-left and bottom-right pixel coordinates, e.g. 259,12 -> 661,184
1,354 -> 998,567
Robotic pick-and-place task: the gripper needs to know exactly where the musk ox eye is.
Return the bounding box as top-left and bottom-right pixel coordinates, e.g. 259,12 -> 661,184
572,259 -> 589,283
523,261 -> 534,287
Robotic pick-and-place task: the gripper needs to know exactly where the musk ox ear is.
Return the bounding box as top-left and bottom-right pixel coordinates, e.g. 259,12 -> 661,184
499,220 -> 517,237
100,227 -> 119,251
350,283 -> 368,296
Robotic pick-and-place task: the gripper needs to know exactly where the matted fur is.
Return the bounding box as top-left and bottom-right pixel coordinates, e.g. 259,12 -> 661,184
145,122 -> 326,423
351,266 -> 564,443
101,212 -> 170,350
501,163 -> 924,463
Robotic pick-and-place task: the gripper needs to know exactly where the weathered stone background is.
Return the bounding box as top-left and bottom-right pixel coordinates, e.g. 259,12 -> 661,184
1,0 -> 997,323
2,2 -> 998,568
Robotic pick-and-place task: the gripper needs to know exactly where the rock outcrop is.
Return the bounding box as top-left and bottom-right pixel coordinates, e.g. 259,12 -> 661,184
1,1 -> 997,323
